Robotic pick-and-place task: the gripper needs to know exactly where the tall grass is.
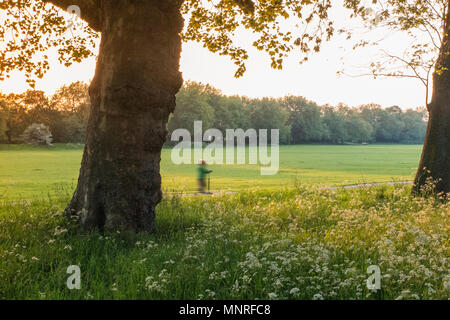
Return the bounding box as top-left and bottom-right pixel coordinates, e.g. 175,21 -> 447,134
0,185 -> 448,300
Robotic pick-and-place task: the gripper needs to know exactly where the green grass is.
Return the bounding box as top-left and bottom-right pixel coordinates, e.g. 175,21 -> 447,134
0,185 -> 448,299
0,143 -> 448,300
0,144 -> 423,200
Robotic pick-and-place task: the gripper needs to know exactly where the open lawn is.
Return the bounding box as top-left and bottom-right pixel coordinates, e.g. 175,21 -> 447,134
0,144 -> 423,200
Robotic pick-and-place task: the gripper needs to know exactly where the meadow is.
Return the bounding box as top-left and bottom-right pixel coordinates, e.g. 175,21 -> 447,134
0,143 -> 448,300
0,185 -> 448,299
0,144 -> 423,200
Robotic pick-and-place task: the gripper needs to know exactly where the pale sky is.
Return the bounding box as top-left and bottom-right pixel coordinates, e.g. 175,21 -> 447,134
0,4 -> 429,109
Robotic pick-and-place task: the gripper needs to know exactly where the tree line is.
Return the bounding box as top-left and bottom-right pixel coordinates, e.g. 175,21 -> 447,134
0,81 -> 427,145
0,82 -> 90,144
172,82 -> 427,145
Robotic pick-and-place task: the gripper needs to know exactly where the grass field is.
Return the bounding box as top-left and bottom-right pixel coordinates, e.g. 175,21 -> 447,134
0,143 -> 448,300
0,144 -> 423,200
1,185 -> 448,299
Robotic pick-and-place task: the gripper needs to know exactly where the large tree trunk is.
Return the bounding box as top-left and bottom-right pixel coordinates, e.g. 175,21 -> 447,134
66,0 -> 183,232
413,8 -> 450,196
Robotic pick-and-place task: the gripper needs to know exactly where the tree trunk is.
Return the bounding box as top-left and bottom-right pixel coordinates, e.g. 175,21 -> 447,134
413,8 -> 450,196
6,115 -> 14,144
66,0 -> 183,232
6,127 -> 11,144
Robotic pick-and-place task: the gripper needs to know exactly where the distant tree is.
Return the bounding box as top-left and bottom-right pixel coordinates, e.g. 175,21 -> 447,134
322,105 -> 348,144
209,95 -> 250,133
375,106 -> 405,142
0,96 -> 9,143
358,103 -> 427,144
62,114 -> 86,143
247,98 -> 290,144
18,90 -> 51,125
400,108 -> 428,143
21,123 -> 53,145
15,90 -> 70,142
358,104 -> 383,129
0,105 -> 7,143
51,81 -> 90,114
282,96 -> 327,143
168,82 -> 426,146
168,82 -> 215,138
51,82 -> 90,142
345,112 -> 374,143
0,94 -> 28,144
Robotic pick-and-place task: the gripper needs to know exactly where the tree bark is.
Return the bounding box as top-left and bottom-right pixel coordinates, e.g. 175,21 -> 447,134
66,0 -> 183,232
413,6 -> 450,196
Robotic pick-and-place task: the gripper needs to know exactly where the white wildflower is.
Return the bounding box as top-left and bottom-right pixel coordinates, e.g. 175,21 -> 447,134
290,288 -> 300,295
312,293 -> 324,300
268,292 -> 277,299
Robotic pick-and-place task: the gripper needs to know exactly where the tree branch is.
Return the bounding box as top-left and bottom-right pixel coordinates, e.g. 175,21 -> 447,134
341,71 -> 426,80
380,49 -> 429,87
418,23 -> 442,50
423,19 -> 442,45
43,0 -> 102,31
423,0 -> 444,21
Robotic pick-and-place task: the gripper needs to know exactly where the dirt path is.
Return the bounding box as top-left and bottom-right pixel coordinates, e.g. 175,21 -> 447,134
165,181 -> 414,197
320,180 -> 413,190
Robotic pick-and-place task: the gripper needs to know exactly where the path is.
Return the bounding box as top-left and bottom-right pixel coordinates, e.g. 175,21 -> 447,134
165,181 -> 414,197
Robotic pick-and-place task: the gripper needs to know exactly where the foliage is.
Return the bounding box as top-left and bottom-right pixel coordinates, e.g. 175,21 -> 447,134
282,96 -> 327,143
0,185 -> 448,299
0,0 -> 334,80
0,93 -> 28,143
1,1 -> 447,110
21,123 -> 53,145
0,0 -> 337,80
246,97 -> 290,144
0,0 -> 99,87
0,81 -> 427,145
0,82 -> 89,144
169,82 -> 216,136
181,0 -> 334,76
166,81 -> 426,145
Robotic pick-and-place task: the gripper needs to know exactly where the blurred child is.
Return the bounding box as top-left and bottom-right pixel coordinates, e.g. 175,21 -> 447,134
197,160 -> 212,193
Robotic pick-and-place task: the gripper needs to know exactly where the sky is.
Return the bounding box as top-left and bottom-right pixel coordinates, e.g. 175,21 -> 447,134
0,4 -> 429,110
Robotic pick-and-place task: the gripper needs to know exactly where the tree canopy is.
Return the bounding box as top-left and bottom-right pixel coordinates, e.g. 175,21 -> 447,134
1,80 -> 427,145
0,0 -> 339,83
3,0 -> 445,89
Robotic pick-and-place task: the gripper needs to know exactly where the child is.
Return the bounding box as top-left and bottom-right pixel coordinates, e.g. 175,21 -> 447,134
197,160 -> 212,193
